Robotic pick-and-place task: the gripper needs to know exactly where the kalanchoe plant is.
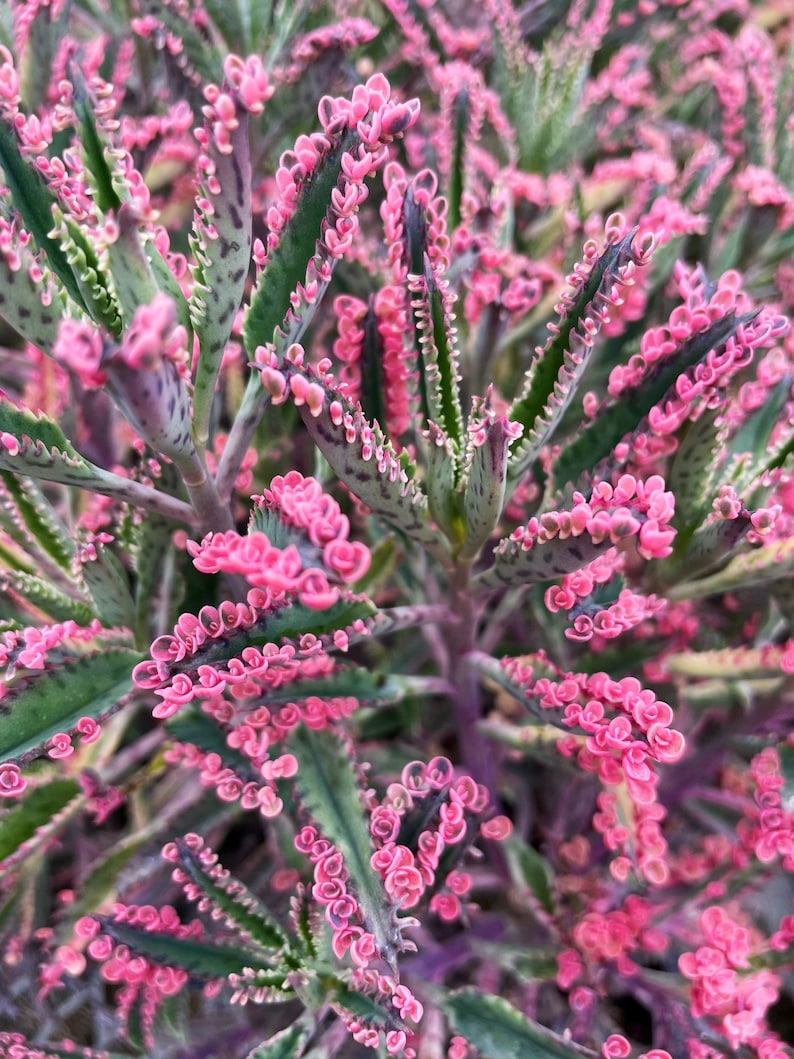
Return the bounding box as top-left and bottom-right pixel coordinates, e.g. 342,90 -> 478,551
0,1 -> 794,1057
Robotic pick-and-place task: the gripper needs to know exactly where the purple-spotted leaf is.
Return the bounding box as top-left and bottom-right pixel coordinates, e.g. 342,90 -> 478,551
0,648 -> 142,765
667,403 -> 725,530
444,990 -> 598,1059
0,249 -> 65,354
278,366 -> 446,557
103,357 -> 195,462
425,421 -> 461,543
287,725 -> 402,971
471,529 -> 611,592
462,414 -> 518,560
190,111 -> 253,447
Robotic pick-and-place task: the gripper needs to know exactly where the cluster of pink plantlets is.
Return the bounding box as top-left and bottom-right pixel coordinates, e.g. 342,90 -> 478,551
0,0 -> 794,1057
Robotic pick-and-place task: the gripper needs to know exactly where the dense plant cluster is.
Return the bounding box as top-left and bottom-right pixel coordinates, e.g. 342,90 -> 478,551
0,0 -> 793,1056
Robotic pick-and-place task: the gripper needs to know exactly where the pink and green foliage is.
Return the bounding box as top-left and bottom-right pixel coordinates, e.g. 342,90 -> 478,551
1,0 -> 794,1056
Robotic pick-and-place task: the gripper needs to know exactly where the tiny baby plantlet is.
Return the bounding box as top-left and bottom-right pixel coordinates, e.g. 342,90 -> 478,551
0,1 -> 793,1057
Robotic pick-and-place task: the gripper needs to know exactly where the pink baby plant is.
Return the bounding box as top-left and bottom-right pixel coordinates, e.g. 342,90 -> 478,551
2,0 -> 794,1057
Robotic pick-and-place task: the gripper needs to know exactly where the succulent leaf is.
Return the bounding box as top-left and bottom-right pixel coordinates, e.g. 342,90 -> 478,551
425,422 -> 460,542
0,471 -> 74,570
0,777 -> 80,867
444,990 -> 599,1059
191,112 -> 253,447
52,211 -> 123,336
243,126 -> 358,357
668,404 -> 725,531
172,838 -> 291,952
508,231 -> 639,483
0,571 -> 94,625
81,542 -> 136,629
553,310 -> 758,487
279,368 -> 445,556
461,415 -> 515,561
466,651 -> 576,732
0,250 -> 65,353
332,982 -> 403,1032
0,648 -> 141,764
669,535 -> 794,601
246,1023 -> 310,1059
287,725 -> 400,969
96,917 -> 273,979
0,122 -> 89,315
472,531 -> 612,592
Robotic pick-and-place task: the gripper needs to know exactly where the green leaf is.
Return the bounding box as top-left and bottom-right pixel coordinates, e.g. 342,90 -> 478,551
168,597 -> 377,676
665,514 -> 751,583
1,570 -> 95,625
413,257 -> 464,451
52,211 -> 123,336
287,725 -> 400,969
669,535 -> 794,601
508,231 -> 638,482
132,511 -> 174,646
461,416 -> 513,560
72,80 -> 122,214
0,248 -> 65,353
0,471 -> 74,570
0,778 -> 80,865
333,982 -> 402,1031
191,113 -> 253,447
667,403 -> 724,531
730,374 -> 794,492
81,541 -> 136,629
247,1023 -> 309,1059
444,990 -> 598,1059
0,648 -> 141,763
553,310 -> 758,487
97,917 -> 272,979
472,530 -> 612,592
172,837 -> 291,953
166,709 -> 254,778
279,369 -> 446,557
466,652 -> 572,732
504,836 -> 554,914
0,122 -> 89,314
243,125 -> 358,356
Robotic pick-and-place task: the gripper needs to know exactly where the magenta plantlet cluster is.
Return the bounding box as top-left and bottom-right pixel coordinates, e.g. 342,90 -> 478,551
0,1 -> 794,1058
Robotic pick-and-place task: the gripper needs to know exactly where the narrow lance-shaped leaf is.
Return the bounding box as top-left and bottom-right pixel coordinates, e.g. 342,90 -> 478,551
287,725 -> 401,970
730,373 -> 794,493
243,125 -> 358,356
669,534 -> 794,601
96,917 -> 273,979
0,648 -> 142,764
0,570 -> 95,625
508,230 -> 639,483
191,110 -> 253,447
0,471 -> 74,570
172,838 -> 291,953
247,1023 -> 310,1059
667,403 -> 725,533
410,255 -> 465,452
271,365 -> 447,558
0,121 -> 89,314
0,778 -> 80,866
51,209 -> 123,336
425,422 -> 460,544
466,651 -> 579,733
166,597 -> 377,677
664,513 -> 751,583
461,413 -> 519,561
471,528 -> 612,592
0,401 -> 195,525
554,309 -> 758,487
81,541 -> 136,629
443,990 -> 599,1059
